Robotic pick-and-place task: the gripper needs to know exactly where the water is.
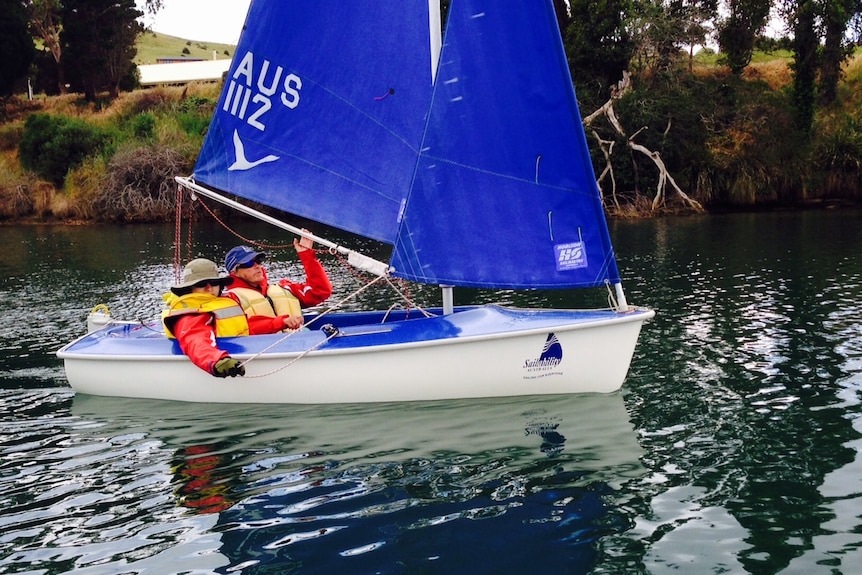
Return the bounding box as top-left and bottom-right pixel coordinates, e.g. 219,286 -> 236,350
1,210 -> 860,574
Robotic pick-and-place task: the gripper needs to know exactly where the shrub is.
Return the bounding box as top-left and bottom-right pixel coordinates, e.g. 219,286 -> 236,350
125,87 -> 174,115
90,144 -> 190,222
176,96 -> 215,136
18,113 -> 110,186
0,153 -> 35,219
0,123 -> 22,151
812,114 -> 862,197
131,112 -> 155,139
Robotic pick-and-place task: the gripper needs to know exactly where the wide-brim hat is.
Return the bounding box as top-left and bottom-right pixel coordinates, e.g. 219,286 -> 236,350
225,245 -> 266,272
171,258 -> 234,293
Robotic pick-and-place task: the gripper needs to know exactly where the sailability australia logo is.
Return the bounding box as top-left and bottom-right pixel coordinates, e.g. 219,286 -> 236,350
523,333 -> 564,379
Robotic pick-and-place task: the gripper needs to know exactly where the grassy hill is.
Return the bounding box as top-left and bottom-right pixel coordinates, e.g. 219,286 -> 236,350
1,39 -> 859,223
135,30 -> 236,66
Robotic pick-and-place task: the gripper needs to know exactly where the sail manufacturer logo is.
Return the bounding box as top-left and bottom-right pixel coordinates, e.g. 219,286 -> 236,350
222,50 -> 302,132
523,333 -> 563,379
554,241 -> 588,272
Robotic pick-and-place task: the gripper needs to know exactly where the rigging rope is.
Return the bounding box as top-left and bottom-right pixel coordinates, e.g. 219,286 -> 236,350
605,279 -> 619,311
240,273 -> 389,377
193,195 -> 292,250
172,185 -> 430,376
173,185 -> 184,284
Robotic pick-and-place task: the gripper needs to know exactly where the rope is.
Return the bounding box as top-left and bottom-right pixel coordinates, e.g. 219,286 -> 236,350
194,196 -> 293,250
172,188 -> 430,374
240,273 -> 389,377
605,279 -> 619,310
173,185 -> 184,283
327,249 -> 432,319
185,196 -> 195,264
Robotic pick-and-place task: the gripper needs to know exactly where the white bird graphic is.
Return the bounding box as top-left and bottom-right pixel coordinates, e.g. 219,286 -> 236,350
228,130 -> 279,171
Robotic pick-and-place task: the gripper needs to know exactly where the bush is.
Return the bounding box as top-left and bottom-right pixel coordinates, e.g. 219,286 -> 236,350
0,153 -> 34,219
131,112 -> 155,139
90,144 -> 190,222
812,114 -> 862,197
0,123 -> 22,151
176,95 -> 215,136
18,113 -> 110,186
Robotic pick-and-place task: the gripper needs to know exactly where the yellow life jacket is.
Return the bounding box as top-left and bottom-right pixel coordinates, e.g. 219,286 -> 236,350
161,292 -> 250,338
227,285 -> 302,319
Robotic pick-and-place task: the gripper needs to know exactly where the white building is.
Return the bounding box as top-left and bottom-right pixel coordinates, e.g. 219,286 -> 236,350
138,58 -> 231,86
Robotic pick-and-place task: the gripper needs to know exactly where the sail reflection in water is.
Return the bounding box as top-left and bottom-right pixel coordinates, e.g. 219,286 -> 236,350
17,392 -> 645,574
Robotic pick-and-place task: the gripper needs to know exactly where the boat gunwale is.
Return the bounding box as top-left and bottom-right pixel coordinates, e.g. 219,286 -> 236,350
57,305 -> 655,361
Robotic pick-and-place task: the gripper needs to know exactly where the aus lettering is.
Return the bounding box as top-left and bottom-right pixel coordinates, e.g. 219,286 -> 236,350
222,50 -> 302,131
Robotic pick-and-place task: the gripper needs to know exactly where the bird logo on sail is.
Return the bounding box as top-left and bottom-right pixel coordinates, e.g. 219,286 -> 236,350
523,333 -> 563,377
228,130 -> 279,171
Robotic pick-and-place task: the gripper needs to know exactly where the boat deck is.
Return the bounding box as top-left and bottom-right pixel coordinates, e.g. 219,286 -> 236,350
58,305 -> 646,358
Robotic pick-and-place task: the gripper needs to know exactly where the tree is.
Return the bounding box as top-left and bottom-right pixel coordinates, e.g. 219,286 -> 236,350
141,0 -> 163,14
716,0 -> 772,74
819,0 -> 862,104
26,0 -> 65,94
61,0 -> 143,101
0,0 -> 34,99
672,0 -> 718,71
789,0 -> 819,133
564,0 -> 635,108
624,0 -> 716,78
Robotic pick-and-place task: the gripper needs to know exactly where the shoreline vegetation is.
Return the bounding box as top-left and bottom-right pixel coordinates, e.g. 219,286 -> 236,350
1,38 -> 861,226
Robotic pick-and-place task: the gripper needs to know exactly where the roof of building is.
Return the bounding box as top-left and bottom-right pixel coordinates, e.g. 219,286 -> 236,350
138,59 -> 232,86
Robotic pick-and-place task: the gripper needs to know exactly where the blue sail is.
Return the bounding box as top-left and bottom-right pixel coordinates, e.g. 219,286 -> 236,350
193,0 -> 620,291
390,0 -> 621,289
192,0 -> 436,244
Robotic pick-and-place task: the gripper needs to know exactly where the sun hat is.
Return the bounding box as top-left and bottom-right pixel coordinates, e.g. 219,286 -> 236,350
225,245 -> 266,272
171,258 -> 233,293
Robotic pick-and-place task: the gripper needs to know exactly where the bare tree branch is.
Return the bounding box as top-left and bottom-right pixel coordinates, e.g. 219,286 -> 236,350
583,71 -> 704,213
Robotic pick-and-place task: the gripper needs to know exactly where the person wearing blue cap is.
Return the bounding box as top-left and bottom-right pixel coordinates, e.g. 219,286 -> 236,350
224,229 -> 332,332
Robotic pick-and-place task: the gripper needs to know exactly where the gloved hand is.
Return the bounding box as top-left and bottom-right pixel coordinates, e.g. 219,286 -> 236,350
213,357 -> 245,378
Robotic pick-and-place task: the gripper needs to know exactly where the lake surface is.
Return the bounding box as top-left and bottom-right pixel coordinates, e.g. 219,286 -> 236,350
1,209 -> 860,574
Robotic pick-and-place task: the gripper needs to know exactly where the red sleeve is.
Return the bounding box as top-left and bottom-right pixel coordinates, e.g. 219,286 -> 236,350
247,314 -> 287,335
172,314 -> 228,375
279,249 -> 333,307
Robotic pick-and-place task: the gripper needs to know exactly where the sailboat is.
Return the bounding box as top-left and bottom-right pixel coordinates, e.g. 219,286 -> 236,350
57,0 -> 654,404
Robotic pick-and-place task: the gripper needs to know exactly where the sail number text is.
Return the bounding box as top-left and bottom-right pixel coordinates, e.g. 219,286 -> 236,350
222,51 -> 302,131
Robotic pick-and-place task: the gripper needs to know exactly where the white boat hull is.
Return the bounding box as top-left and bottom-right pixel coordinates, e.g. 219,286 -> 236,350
58,305 -> 654,404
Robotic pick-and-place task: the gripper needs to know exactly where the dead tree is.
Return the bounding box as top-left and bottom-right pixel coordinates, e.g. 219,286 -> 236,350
583,71 -> 704,213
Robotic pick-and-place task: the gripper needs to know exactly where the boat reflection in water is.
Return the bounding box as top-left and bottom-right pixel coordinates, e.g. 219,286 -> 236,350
71,391 -> 644,573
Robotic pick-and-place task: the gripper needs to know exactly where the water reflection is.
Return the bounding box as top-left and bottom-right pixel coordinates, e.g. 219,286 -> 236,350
1,210 -> 862,573
0,392 -> 644,574
614,210 -> 862,574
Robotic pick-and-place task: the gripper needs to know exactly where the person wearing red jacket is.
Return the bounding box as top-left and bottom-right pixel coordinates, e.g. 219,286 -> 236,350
162,258 -> 248,378
223,231 -> 332,332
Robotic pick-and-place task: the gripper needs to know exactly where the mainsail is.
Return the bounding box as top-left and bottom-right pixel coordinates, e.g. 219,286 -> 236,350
192,0 -> 437,244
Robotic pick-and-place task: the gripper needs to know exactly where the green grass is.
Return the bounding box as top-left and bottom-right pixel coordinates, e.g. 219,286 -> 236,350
692,48 -> 793,67
135,30 -> 236,66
